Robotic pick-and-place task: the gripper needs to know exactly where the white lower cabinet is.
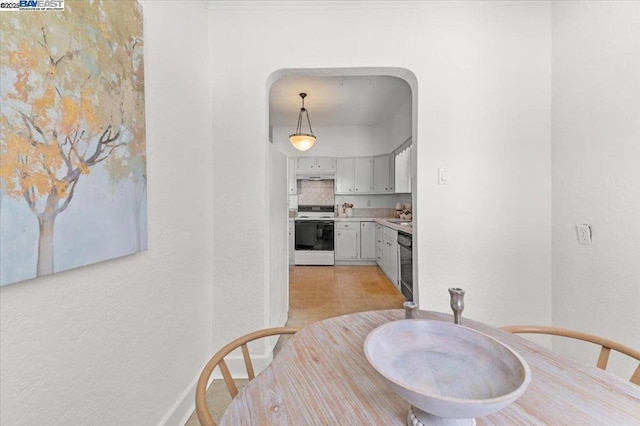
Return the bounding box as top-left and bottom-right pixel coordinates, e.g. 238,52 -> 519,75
334,221 -> 401,287
375,224 -> 383,267
335,222 -> 359,260
380,226 -> 400,288
359,222 -> 376,260
382,239 -> 400,289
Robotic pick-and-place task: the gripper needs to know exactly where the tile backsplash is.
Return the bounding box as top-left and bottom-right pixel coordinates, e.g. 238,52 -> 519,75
289,181 -> 412,217
297,180 -> 335,206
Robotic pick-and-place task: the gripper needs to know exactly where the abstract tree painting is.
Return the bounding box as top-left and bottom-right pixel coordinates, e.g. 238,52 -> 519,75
0,1 -> 146,286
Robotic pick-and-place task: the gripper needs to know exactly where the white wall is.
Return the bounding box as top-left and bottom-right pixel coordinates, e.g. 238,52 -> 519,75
552,1 -> 640,377
208,0 -> 552,348
272,123 -> 392,157
267,145 -> 289,329
0,2 -> 213,425
389,95 -> 412,149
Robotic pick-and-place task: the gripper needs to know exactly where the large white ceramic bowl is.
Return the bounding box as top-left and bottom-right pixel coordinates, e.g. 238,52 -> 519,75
364,320 -> 530,424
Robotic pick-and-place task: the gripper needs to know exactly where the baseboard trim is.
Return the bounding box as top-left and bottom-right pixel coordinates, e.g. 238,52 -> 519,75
159,343 -> 277,425
334,260 -> 377,266
159,372 -> 200,426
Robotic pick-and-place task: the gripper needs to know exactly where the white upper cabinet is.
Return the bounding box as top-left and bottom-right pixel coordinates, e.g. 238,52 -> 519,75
296,157 -> 334,171
297,157 -> 316,170
315,157 -> 335,171
287,157 -> 297,194
354,158 -> 372,193
335,158 -> 354,194
394,141 -> 412,193
336,155 -> 394,194
373,155 -> 392,193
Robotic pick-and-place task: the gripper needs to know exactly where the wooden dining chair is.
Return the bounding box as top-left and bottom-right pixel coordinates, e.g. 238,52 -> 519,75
502,325 -> 640,385
195,326 -> 300,426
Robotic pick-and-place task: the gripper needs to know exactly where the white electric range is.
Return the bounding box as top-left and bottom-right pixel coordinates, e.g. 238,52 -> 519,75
294,205 -> 335,265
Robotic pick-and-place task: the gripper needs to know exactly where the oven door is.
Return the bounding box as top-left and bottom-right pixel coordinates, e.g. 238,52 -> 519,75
399,244 -> 413,301
295,221 -> 334,251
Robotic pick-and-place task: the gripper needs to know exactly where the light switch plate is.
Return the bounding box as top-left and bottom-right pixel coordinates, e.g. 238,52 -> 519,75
438,168 -> 449,185
576,224 -> 592,245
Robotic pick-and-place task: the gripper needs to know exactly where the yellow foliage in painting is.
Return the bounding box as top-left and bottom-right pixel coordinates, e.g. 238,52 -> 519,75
1,0 -> 146,219
32,85 -> 56,128
22,172 -> 53,199
41,143 -> 63,171
54,179 -> 70,197
78,162 -> 90,175
61,97 -> 80,134
80,88 -> 98,132
7,42 -> 38,102
0,132 -> 67,199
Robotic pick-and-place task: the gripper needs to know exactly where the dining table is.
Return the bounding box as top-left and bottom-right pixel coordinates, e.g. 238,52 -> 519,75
220,309 -> 640,425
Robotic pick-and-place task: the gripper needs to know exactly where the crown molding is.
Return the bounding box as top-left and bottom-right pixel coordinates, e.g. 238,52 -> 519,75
204,1 -> 544,11
205,0 -> 461,11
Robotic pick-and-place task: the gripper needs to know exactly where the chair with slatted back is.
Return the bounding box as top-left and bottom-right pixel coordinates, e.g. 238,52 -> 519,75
502,325 -> 640,385
195,326 -> 300,426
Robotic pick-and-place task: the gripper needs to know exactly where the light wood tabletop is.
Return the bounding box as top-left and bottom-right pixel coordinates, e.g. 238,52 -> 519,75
220,310 -> 640,425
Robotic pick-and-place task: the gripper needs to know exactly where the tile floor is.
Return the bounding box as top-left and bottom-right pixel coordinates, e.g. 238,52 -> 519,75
186,265 -> 405,425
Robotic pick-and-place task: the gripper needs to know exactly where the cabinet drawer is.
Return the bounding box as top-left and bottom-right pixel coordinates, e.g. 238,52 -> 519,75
383,226 -> 398,240
336,221 -> 359,230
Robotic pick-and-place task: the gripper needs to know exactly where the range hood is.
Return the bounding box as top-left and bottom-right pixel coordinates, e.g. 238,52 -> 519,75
296,170 -> 335,180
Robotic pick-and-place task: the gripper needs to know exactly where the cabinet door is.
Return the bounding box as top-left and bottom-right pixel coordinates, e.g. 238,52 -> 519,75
287,158 -> 297,194
335,229 -> 358,260
354,157 -> 372,193
382,238 -> 399,287
394,144 -> 411,193
373,155 -> 391,193
360,222 -> 376,260
375,225 -> 383,267
297,157 -> 315,170
315,157 -> 334,170
335,158 -> 354,194
389,240 -> 400,289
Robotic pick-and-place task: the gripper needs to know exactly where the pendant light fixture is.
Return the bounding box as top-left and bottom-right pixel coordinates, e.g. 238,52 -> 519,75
289,93 -> 316,151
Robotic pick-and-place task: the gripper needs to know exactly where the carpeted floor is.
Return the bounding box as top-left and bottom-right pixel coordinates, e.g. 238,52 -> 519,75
185,265 -> 405,425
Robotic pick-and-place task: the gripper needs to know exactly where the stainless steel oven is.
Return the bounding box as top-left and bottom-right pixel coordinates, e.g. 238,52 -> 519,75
294,205 -> 335,265
397,231 -> 413,301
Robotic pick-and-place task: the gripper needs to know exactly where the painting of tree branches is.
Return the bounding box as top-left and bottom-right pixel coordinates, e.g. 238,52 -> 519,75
0,1 -> 146,286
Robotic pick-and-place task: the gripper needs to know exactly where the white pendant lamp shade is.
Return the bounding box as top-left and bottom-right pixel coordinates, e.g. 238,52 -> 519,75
290,93 -> 316,151
289,133 -> 316,151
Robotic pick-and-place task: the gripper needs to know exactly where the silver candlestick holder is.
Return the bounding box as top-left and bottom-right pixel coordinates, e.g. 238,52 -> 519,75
448,288 -> 465,325
403,301 -> 417,319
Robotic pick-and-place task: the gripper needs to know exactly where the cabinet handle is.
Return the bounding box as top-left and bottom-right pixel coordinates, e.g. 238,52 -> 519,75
385,187 -> 388,190
338,233 -> 341,236
349,189 -> 352,192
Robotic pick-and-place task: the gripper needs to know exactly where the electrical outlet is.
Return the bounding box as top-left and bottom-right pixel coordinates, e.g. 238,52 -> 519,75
438,168 -> 449,185
576,224 -> 592,245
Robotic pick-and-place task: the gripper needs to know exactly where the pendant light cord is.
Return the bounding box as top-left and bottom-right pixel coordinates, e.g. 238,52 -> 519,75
295,94 -> 314,135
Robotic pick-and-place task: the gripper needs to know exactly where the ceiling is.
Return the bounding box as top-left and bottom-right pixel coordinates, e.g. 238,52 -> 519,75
269,76 -> 411,127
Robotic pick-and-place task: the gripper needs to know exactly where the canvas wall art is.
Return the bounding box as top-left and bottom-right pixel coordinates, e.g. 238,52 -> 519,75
0,1 -> 146,286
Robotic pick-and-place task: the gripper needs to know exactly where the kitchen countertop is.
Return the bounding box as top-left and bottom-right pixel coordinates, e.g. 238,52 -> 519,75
289,216 -> 412,235
373,218 -> 413,235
